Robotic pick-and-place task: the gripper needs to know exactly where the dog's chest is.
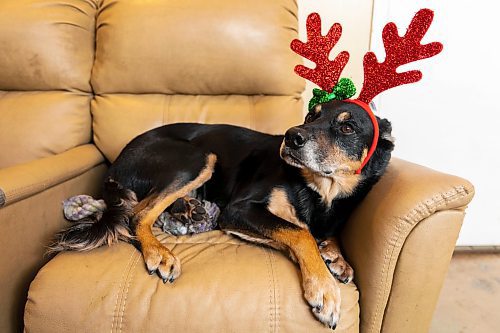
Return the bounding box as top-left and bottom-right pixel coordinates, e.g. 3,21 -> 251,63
287,186 -> 342,236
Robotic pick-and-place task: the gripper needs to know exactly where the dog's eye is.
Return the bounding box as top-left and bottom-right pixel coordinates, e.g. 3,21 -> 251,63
339,124 -> 354,135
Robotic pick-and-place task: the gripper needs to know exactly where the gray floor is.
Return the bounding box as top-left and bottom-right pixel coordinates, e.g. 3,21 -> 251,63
430,252 -> 500,333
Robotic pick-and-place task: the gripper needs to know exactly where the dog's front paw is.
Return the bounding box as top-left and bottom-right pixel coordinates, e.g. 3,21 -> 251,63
142,244 -> 181,283
303,275 -> 341,329
319,240 -> 354,284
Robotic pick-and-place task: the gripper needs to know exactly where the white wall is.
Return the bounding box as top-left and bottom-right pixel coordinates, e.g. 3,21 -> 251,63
371,0 -> 500,245
297,0 -> 500,245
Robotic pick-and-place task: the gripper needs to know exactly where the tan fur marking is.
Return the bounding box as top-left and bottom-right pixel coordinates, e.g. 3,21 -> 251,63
317,135 -> 364,172
305,137 -> 366,206
226,230 -> 298,262
302,169 -> 362,206
336,111 -> 351,122
267,188 -> 308,229
134,154 -> 217,276
301,170 -> 339,205
272,228 -> 325,276
271,228 -> 341,326
319,237 -> 354,283
314,104 -> 322,113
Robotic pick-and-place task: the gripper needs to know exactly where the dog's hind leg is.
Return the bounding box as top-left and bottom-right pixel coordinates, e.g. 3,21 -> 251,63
131,153 -> 217,283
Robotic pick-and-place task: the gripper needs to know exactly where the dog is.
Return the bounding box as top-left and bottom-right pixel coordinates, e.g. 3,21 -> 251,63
50,99 -> 394,328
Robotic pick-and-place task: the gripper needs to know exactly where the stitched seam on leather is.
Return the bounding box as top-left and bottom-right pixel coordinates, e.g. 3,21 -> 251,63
118,253 -> 141,333
111,249 -> 136,333
265,248 -> 273,333
369,185 -> 473,333
249,95 -> 256,131
269,249 -> 280,333
167,94 -> 172,124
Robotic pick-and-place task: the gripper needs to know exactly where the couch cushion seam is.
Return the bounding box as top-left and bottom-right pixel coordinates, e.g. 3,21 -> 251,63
118,253 -> 141,333
111,249 -> 136,333
272,250 -> 280,333
265,248 -> 273,333
267,248 -> 279,333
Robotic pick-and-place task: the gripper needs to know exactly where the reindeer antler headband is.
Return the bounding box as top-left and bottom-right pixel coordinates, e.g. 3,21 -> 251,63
291,8 -> 443,174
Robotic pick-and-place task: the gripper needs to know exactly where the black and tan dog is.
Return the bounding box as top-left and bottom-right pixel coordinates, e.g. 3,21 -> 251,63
51,100 -> 394,328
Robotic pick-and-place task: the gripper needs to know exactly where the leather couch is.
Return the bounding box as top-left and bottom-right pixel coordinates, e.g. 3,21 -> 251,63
0,0 -> 474,332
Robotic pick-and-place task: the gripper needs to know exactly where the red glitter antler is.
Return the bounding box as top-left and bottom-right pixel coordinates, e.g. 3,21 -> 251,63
357,9 -> 443,103
290,13 -> 349,92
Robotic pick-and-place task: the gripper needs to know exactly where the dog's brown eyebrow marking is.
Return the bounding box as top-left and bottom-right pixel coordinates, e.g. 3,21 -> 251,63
336,112 -> 351,122
314,104 -> 322,113
267,188 -> 308,229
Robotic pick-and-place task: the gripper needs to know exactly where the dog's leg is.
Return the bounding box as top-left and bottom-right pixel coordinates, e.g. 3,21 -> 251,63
221,204 -> 340,329
318,237 -> 354,284
132,154 -> 217,283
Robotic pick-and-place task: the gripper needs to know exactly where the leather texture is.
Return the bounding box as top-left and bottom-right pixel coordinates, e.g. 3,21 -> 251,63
0,92 -> 92,168
381,210 -> 464,333
93,94 -> 303,161
91,0 -> 303,96
25,231 -> 360,333
0,144 -> 104,207
0,165 -> 106,333
0,0 -> 96,169
0,0 -> 95,91
342,158 -> 475,333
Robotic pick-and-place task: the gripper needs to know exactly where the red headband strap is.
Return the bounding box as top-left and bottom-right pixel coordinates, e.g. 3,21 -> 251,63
344,99 -> 379,174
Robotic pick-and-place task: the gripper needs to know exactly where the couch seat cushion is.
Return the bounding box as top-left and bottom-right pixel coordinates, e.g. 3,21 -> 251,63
25,230 -> 359,332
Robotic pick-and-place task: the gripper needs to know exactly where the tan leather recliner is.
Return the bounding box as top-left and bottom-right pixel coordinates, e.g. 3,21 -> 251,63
0,1 -> 474,332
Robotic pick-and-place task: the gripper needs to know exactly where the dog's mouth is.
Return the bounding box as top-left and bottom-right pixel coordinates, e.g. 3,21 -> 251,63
280,142 -> 305,168
280,142 -> 335,176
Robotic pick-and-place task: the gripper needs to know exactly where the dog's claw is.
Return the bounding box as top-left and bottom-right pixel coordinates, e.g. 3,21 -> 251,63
148,269 -> 155,275
319,240 -> 354,284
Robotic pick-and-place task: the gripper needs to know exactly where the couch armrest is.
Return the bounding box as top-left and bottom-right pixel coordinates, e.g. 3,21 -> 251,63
0,144 -> 104,208
0,144 -> 107,333
341,158 -> 474,333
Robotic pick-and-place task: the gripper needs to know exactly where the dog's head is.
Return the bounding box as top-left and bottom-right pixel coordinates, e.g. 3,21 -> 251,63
280,100 -> 394,180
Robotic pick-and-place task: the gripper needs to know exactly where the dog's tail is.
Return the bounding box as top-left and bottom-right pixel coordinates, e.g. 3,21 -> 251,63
47,179 -> 137,254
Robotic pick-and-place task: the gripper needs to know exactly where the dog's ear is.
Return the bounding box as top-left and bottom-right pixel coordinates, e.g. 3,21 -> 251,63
377,117 -> 395,146
362,116 -> 394,178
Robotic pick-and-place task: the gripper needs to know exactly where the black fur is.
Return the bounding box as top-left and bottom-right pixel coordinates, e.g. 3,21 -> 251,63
50,100 -> 393,252
51,102 -> 394,252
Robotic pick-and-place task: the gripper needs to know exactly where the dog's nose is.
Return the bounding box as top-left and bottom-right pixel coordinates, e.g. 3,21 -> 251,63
285,127 -> 308,149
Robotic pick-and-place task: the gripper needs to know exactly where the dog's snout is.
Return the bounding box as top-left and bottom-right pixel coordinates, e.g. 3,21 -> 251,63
285,127 -> 308,149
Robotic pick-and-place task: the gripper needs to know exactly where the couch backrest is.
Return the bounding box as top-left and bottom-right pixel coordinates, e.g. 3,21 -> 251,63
0,0 -> 304,167
0,0 -> 96,168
